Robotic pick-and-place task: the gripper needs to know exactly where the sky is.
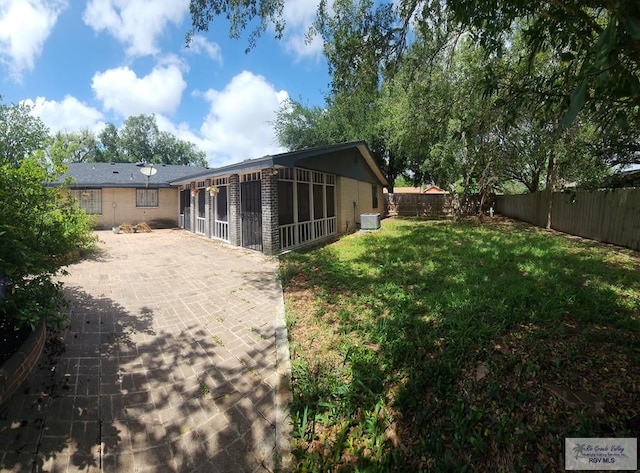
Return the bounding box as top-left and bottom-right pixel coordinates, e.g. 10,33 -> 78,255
0,0 -> 331,167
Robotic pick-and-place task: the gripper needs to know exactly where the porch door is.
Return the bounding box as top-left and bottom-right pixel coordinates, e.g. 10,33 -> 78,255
180,189 -> 191,230
240,179 -> 262,251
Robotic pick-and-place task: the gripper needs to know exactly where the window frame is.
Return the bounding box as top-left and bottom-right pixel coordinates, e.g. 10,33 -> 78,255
136,188 -> 159,208
71,188 -> 103,215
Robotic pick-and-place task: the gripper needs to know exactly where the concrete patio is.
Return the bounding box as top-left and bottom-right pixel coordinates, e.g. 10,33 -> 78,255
0,229 -> 291,472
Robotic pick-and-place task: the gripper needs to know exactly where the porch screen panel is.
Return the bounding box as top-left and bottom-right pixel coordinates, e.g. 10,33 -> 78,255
197,190 -> 206,217
326,186 -> 336,217
180,189 -> 189,210
278,181 -> 294,225
297,182 -> 310,222
216,186 -> 228,221
180,189 -> 191,230
313,184 -> 324,218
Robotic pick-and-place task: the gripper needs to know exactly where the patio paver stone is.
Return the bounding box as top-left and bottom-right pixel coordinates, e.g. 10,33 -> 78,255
0,230 -> 291,473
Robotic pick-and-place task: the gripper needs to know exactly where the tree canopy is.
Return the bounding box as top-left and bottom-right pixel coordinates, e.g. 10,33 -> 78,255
56,114 -> 208,166
189,0 -> 640,125
0,99 -> 95,330
189,0 -> 639,196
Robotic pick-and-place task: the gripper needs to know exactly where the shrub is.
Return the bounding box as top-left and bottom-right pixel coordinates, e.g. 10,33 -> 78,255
0,156 -> 96,330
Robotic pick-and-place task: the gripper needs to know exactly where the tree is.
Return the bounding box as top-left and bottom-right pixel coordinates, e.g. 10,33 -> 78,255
188,0 -> 640,127
51,129 -> 99,163
154,131 -> 207,166
274,99 -> 333,150
97,123 -> 121,162
119,115 -> 159,163
0,101 -> 95,330
0,101 -> 50,167
89,115 -> 207,166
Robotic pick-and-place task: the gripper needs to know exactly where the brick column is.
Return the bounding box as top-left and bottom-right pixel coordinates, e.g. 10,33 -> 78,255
261,168 -> 280,255
228,174 -> 241,247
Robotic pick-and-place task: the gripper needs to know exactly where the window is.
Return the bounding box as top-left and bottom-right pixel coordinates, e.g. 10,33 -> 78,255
71,189 -> 102,215
136,188 -> 158,207
372,185 -> 379,209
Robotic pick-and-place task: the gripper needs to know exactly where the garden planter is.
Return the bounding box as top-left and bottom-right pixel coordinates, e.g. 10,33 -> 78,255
0,322 -> 46,406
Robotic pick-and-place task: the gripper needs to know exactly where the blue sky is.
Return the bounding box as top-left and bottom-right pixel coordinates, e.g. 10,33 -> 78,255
0,0 -> 331,167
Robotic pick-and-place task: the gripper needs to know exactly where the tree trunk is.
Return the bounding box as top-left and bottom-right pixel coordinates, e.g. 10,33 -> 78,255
385,148 -> 396,193
545,150 -> 558,230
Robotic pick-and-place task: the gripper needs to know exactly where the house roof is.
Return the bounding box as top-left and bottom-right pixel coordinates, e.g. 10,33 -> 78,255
384,186 -> 423,194
172,141 -> 389,187
48,162 -> 209,188
384,185 -> 448,194
424,184 -> 447,194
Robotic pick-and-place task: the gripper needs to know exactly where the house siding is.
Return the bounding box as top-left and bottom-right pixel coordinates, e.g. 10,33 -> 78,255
79,188 -> 179,229
336,177 -> 385,233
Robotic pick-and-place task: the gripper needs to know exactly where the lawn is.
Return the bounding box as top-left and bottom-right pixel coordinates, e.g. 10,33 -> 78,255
279,217 -> 640,472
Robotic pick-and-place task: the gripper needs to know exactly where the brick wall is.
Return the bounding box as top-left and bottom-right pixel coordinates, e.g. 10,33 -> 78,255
228,174 -> 241,246
261,168 -> 280,255
0,323 -> 46,406
91,188 -> 179,229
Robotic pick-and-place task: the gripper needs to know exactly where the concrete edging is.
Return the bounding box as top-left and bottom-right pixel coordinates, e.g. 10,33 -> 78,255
0,322 -> 46,406
273,266 -> 293,471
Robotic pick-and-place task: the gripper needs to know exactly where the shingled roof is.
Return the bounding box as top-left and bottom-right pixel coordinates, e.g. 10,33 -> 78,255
48,162 -> 209,188
170,141 -> 389,187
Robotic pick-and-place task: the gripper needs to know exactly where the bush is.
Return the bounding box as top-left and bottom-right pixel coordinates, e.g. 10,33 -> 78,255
0,156 -> 96,330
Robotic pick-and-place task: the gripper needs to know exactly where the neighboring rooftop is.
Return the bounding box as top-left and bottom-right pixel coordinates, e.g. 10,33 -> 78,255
49,162 -> 209,188
384,184 -> 447,194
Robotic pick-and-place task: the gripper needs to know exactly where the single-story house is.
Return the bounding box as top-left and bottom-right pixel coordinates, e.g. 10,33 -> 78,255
50,141 -> 388,255
49,162 -> 209,229
171,141 -> 388,254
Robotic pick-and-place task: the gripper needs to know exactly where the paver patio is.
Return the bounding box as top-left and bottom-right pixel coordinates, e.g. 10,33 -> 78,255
0,230 -> 291,473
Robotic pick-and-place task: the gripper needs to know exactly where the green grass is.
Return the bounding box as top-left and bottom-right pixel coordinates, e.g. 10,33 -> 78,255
280,218 -> 640,472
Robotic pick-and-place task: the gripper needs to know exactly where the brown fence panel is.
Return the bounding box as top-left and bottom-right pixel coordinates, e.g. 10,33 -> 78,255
495,188 -> 640,251
385,194 -> 453,217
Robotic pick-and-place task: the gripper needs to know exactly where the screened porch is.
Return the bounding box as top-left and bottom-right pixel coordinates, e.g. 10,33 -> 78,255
278,168 -> 337,251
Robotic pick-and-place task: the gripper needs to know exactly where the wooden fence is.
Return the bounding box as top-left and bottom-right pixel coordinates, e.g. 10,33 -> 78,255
385,193 -> 453,217
494,188 -> 640,251
385,193 -> 485,218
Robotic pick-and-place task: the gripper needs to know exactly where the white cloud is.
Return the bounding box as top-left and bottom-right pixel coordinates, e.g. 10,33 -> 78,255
0,0 -> 67,79
281,0 -> 325,60
186,35 -> 222,63
23,95 -> 105,133
199,71 -> 288,166
83,0 -> 188,57
92,63 -> 187,117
